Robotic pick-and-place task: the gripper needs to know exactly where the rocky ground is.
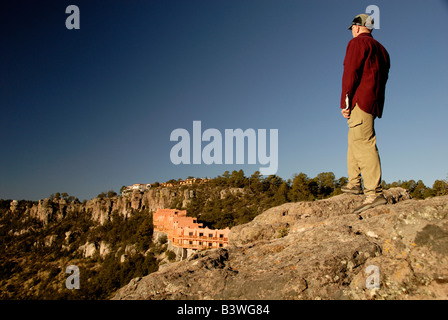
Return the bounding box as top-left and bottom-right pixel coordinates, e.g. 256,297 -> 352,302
112,188 -> 448,300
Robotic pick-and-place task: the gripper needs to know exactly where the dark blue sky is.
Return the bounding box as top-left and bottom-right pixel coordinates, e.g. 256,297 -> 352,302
1,0 -> 447,201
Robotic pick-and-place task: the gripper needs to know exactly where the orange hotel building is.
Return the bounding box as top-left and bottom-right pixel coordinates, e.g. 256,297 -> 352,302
153,208 -> 230,250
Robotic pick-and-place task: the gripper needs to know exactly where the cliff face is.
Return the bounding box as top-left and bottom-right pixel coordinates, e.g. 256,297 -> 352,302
24,188 -> 195,226
1,187 -> 197,299
112,188 -> 448,300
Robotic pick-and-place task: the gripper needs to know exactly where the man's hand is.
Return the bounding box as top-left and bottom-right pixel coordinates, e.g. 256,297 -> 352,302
341,108 -> 351,119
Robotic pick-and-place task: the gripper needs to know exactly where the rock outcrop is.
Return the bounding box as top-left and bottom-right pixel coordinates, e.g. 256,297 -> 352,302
112,188 -> 448,300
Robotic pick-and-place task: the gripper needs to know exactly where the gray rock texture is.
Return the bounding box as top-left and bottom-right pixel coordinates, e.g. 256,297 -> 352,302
112,188 -> 448,300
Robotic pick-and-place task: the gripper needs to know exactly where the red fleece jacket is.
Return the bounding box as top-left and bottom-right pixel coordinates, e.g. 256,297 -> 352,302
341,32 -> 390,118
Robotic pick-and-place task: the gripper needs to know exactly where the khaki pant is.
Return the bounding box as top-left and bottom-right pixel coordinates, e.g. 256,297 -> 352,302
347,104 -> 382,196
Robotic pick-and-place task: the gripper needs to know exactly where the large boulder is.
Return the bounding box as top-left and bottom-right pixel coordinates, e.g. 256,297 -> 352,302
112,188 -> 448,300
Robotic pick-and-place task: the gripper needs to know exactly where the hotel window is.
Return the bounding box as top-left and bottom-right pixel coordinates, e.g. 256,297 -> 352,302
199,233 -> 203,237
219,243 -> 223,248
219,234 -> 224,238
208,234 -> 213,238
189,241 -> 193,245
208,242 -> 212,247
189,232 -> 193,236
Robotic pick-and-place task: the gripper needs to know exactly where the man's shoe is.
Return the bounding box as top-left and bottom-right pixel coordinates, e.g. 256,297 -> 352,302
341,183 -> 363,195
353,194 -> 387,215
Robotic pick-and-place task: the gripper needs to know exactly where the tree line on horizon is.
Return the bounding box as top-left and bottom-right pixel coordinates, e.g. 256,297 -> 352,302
3,170 -> 446,210
181,169 -> 448,229
140,169 -> 448,202
206,169 -> 448,200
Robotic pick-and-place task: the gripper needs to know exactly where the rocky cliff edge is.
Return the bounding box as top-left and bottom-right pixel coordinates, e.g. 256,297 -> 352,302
112,188 -> 448,300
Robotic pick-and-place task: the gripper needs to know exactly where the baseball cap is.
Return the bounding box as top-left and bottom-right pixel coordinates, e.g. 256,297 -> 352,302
348,13 -> 374,30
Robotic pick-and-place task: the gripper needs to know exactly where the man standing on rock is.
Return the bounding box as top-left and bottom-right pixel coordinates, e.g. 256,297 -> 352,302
340,14 -> 390,214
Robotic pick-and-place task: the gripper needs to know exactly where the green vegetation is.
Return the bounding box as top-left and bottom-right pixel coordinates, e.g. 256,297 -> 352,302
0,201 -> 159,300
165,250 -> 176,262
277,226 -> 289,238
49,192 -> 80,203
385,179 -> 448,199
